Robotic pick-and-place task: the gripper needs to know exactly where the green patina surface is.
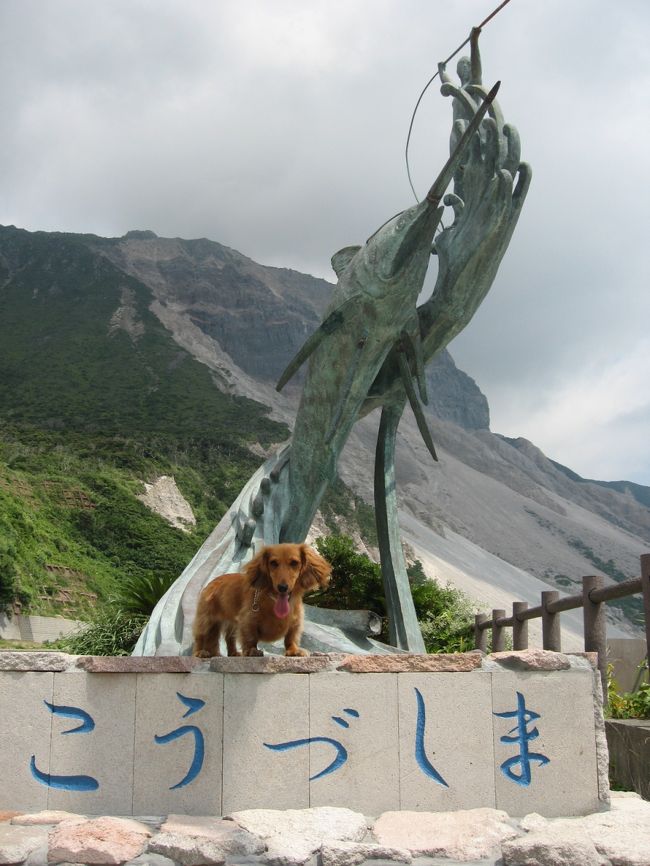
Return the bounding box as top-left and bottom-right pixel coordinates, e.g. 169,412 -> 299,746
135,33 -> 531,656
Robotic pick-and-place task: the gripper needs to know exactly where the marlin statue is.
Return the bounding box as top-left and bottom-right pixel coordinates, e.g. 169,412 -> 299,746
134,36 -> 531,656
278,81 -> 500,545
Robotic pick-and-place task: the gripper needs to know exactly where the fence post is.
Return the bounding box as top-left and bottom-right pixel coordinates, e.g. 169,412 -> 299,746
512,601 -> 529,650
474,613 -> 488,653
641,555 -> 650,678
583,575 -> 607,699
492,608 -> 506,652
541,590 -> 561,651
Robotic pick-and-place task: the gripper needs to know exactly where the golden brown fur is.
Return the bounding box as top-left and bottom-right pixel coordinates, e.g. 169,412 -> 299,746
192,543 -> 331,658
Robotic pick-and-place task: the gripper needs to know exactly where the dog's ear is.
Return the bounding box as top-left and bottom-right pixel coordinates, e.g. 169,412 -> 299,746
246,548 -> 270,589
299,544 -> 332,593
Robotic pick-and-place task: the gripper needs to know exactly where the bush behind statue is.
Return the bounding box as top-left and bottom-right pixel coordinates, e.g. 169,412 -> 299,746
312,534 -> 474,653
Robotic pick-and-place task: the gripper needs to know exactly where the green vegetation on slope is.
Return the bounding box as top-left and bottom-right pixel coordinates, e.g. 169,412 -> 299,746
0,427 -> 284,618
0,227 -> 285,438
0,225 -> 288,617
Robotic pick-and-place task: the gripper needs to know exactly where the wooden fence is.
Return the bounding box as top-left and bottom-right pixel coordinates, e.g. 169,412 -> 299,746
474,553 -> 650,696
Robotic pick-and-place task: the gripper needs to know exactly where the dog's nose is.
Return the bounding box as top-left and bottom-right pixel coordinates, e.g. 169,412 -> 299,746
278,583 -> 289,594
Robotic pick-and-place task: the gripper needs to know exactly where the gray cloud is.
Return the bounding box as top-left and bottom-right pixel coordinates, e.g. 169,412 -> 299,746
1,0 -> 649,481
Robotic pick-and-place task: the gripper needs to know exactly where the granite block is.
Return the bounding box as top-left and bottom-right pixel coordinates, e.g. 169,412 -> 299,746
0,652 -> 76,671
209,655 -> 341,674
308,672 -> 399,813
0,672 -> 53,812
133,673 -> 223,816
336,653 -> 482,673
491,670 -> 600,817
76,656 -> 209,673
222,674 -> 309,812
47,672 -> 137,814
487,650 -> 571,671
397,672 -> 495,811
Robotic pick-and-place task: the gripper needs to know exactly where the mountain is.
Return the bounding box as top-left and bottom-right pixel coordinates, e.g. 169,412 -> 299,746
0,225 -> 287,617
0,224 -> 647,635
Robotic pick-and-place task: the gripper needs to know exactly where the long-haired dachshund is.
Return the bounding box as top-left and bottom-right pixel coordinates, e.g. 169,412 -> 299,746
192,543 -> 331,658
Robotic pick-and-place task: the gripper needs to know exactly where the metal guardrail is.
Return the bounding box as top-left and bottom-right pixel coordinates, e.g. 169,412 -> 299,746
474,553 -> 650,696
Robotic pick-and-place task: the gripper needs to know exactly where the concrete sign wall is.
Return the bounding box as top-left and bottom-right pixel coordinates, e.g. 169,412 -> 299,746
0,651 -> 609,818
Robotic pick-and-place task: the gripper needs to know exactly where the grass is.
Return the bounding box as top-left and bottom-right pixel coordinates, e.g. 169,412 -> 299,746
0,426 -> 286,618
0,638 -> 45,651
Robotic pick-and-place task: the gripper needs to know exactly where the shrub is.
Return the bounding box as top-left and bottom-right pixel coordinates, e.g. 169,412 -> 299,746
312,534 -> 385,615
55,609 -> 147,656
312,534 -> 475,653
113,571 -> 177,616
608,663 -> 650,719
0,547 -> 20,616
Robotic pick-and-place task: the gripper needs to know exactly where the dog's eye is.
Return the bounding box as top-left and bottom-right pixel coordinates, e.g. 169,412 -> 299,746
269,559 -> 279,568
290,560 -> 300,568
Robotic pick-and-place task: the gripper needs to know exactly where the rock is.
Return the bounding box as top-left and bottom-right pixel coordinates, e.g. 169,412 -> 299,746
48,817 -> 151,865
75,656 -> 208,672
149,816 -> 264,866
24,841 -> 48,866
335,653 -> 482,672
425,349 -> 490,431
487,650 -> 571,671
321,841 -> 412,866
125,855 -> 176,866
0,813 -> 22,824
263,835 -> 319,866
519,813 -> 548,833
373,808 -> 518,860
0,824 -> 47,864
590,668 -> 611,807
501,827 -> 606,866
208,655 -> 341,673
519,798 -> 650,866
125,851 -> 175,866
12,812 -> 83,826
581,796 -> 650,866
566,652 -> 598,670
0,652 -> 76,671
228,807 -> 368,866
136,475 -> 196,533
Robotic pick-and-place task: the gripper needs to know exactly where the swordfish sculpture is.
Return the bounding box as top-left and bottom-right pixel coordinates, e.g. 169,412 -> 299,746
134,32 -> 531,656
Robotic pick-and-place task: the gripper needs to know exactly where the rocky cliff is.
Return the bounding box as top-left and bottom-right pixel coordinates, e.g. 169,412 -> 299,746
94,231 -> 490,430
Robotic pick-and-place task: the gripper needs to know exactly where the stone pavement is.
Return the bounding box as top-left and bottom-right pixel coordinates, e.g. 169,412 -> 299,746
0,794 -> 647,866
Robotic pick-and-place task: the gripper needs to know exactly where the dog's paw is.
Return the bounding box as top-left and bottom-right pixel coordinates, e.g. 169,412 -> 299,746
193,650 -> 214,659
244,647 -> 264,657
227,650 -> 242,657
285,646 -> 310,657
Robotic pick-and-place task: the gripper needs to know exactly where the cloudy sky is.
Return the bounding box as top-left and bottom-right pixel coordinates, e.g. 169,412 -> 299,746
1,0 -> 649,483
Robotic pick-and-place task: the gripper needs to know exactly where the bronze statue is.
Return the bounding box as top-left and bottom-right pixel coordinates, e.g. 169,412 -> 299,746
134,33 -> 530,656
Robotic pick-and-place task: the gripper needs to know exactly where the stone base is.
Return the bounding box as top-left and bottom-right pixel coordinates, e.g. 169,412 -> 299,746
0,651 -> 608,818
606,719 -> 650,800
3,797 -> 649,866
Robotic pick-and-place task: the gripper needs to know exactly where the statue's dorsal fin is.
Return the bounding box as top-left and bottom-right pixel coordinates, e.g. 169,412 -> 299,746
396,346 -> 438,462
331,246 -> 361,279
275,294 -> 360,392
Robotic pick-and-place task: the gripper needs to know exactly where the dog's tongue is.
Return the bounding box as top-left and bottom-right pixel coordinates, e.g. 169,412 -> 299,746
274,594 -> 290,618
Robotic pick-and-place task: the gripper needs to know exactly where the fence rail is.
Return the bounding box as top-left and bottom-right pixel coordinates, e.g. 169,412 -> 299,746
474,553 -> 650,695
